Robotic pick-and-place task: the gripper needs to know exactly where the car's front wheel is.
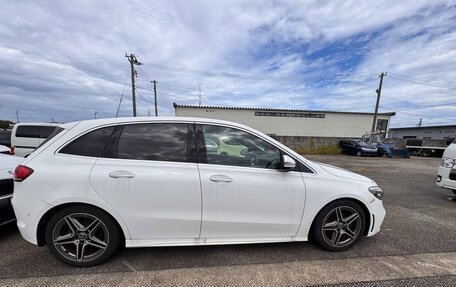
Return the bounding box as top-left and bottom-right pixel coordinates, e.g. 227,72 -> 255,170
312,200 -> 366,251
45,205 -> 121,267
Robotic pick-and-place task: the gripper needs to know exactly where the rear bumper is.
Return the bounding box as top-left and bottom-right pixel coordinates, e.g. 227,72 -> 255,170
11,190 -> 52,245
436,166 -> 456,191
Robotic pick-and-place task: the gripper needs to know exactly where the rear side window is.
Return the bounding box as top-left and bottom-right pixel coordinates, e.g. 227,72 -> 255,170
16,125 -> 56,138
60,126 -> 116,157
116,123 -> 189,162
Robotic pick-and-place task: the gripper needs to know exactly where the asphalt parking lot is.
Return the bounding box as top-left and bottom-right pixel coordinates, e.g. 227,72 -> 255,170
1,155 -> 455,286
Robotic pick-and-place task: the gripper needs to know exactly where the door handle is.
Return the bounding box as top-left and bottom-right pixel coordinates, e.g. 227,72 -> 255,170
109,170 -> 135,179
209,174 -> 233,183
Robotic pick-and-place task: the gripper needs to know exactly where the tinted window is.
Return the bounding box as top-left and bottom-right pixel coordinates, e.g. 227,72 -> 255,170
40,126 -> 57,138
0,131 -> 11,146
60,126 -> 116,157
201,125 -> 281,169
116,123 -> 189,162
35,127 -> 65,150
16,125 -> 56,138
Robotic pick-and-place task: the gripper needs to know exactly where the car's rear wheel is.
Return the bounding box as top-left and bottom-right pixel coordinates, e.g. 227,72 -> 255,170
312,200 -> 366,251
45,205 -> 121,267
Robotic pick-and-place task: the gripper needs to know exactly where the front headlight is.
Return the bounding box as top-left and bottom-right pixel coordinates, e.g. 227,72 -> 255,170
441,157 -> 455,168
368,186 -> 384,200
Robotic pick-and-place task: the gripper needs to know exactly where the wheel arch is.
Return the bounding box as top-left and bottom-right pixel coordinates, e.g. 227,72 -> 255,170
36,202 -> 127,247
309,197 -> 371,238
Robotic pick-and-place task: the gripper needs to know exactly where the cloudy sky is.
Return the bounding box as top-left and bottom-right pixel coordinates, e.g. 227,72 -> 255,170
0,0 -> 455,127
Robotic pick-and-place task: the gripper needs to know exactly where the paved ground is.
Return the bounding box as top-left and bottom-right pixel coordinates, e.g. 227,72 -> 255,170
1,155 -> 455,286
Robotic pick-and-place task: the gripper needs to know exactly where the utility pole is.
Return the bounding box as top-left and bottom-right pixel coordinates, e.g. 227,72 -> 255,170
197,82 -> 202,106
94,111 -> 98,119
418,118 -> 422,127
15,110 -> 19,123
372,72 -> 387,132
151,80 -> 158,116
125,53 -> 142,117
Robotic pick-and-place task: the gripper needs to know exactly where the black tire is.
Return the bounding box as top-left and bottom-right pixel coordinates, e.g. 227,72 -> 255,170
45,205 -> 121,267
311,199 -> 366,252
421,149 -> 431,157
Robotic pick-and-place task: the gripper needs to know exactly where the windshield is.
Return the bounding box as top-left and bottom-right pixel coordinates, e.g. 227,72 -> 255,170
34,127 -> 65,150
355,140 -> 372,148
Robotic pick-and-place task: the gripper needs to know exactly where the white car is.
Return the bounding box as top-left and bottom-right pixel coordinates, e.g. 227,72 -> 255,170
0,154 -> 23,226
12,117 -> 385,267
0,144 -> 10,155
436,139 -> 456,194
11,122 -> 60,157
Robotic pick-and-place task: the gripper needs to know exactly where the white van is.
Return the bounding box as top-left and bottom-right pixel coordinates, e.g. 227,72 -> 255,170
436,139 -> 456,194
11,123 -> 60,157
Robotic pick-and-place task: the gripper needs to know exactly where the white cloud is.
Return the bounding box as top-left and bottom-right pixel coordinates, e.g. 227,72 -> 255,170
0,0 -> 454,127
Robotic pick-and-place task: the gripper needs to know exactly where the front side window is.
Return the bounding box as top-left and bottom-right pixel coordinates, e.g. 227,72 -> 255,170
201,125 -> 281,169
116,123 -> 189,162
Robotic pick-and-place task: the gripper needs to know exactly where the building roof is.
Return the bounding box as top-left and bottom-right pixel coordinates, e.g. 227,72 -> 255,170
390,124 -> 456,131
173,103 -> 396,116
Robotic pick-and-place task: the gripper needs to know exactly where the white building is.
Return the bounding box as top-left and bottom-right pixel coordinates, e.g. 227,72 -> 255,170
174,104 -> 395,137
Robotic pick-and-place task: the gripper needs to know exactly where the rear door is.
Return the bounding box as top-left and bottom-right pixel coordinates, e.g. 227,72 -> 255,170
90,122 -> 202,240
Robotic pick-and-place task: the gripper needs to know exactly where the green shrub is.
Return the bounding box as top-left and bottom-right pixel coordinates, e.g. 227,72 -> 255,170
293,145 -> 341,155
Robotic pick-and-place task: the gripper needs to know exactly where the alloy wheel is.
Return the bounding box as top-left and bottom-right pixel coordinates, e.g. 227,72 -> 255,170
52,213 -> 109,263
321,206 -> 362,248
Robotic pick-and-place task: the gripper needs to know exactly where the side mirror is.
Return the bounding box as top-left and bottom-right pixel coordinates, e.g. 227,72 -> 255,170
282,154 -> 296,170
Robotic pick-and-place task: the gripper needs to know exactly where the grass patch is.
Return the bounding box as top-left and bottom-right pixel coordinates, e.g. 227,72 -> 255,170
293,145 -> 341,155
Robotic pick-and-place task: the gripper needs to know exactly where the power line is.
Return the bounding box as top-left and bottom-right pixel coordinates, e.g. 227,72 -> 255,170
136,88 -> 154,105
388,72 -> 456,88
141,63 -> 377,82
393,101 -> 456,112
388,73 -> 454,89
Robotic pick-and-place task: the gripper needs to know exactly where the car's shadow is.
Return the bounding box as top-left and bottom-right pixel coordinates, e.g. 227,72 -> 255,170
0,222 -> 18,241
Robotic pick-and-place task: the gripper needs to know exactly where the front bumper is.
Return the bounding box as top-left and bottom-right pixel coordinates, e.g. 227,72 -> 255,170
436,165 -> 456,191
366,198 -> 386,237
0,195 -> 15,226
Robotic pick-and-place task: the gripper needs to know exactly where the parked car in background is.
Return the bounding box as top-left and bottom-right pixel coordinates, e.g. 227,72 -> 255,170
205,138 -> 219,154
0,130 -> 11,147
436,139 -> 456,194
0,154 -> 23,226
339,139 -> 378,156
13,117 -> 385,267
11,123 -> 60,157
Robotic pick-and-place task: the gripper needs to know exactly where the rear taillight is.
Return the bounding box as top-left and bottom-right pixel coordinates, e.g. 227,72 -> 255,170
9,146 -> 15,155
14,165 -> 34,182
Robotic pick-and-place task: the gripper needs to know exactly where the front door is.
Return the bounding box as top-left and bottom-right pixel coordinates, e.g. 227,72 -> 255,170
197,124 -> 306,239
